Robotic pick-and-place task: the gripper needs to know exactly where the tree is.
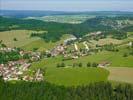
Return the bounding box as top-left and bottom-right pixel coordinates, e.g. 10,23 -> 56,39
23,54 -> 30,59
92,62 -> 98,67
61,62 -> 65,67
123,53 -> 128,57
0,75 -> 4,83
13,38 -> 17,41
87,62 -> 91,67
33,48 -> 38,52
56,63 -> 60,68
78,63 -> 82,67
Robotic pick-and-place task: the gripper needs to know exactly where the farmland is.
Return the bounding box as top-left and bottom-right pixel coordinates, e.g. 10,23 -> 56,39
107,67 -> 133,83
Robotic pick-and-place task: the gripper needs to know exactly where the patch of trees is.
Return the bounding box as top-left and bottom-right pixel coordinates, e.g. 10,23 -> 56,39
102,43 -> 119,52
87,62 -> 98,67
112,31 -> 127,40
0,51 -> 21,64
72,62 -> 83,67
103,30 -> 127,40
0,79 -> 133,100
56,62 -> 98,68
56,62 -> 65,68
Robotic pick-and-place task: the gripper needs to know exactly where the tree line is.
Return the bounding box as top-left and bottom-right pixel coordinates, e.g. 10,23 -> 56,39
56,62 -> 98,68
0,78 -> 133,100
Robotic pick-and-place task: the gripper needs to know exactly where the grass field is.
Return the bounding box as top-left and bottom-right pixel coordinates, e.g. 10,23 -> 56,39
0,30 -> 40,47
46,67 -> 109,86
31,56 -> 109,86
22,34 -> 74,51
106,67 -> 133,84
0,30 -> 73,51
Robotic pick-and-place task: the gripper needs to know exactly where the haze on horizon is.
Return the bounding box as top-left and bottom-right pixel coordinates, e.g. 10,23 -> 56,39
0,0 -> 133,12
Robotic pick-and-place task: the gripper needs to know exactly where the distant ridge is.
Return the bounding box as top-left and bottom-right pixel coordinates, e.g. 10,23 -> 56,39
0,10 -> 133,18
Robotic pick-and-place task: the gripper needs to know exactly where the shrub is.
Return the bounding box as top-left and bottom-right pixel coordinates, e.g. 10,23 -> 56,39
92,62 -> 98,67
78,63 -> 82,67
123,53 -> 128,57
13,38 -> 17,41
87,62 -> 91,67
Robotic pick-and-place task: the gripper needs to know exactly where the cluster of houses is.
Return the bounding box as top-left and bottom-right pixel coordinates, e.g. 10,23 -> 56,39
50,40 -> 90,59
0,47 -> 44,81
0,47 -> 16,52
51,44 -> 67,57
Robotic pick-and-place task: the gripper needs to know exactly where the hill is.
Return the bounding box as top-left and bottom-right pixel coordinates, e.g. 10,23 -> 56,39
0,16 -> 133,41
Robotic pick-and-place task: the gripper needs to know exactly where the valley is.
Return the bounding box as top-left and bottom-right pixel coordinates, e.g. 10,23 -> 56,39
0,11 -> 133,100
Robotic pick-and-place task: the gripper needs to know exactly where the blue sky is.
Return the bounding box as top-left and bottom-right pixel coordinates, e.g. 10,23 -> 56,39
1,0 -> 133,11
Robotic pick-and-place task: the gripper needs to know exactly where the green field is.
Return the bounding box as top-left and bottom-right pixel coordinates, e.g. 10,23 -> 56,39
0,30 -> 40,47
0,30 -> 73,51
23,34 -> 73,51
31,56 -> 109,86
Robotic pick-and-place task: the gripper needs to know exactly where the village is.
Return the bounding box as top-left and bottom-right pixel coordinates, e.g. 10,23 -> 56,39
0,46 -> 44,81
48,31 -> 133,68
0,31 -> 133,82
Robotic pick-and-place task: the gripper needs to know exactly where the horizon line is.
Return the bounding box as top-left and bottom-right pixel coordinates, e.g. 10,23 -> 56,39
1,9 -> 133,13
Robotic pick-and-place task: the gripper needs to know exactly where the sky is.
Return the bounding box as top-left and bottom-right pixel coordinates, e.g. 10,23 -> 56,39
0,0 -> 133,11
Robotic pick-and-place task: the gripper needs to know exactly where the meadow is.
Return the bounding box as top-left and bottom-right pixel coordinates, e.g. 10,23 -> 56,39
0,30 -> 73,51
31,56 -> 109,86
0,30 -> 40,47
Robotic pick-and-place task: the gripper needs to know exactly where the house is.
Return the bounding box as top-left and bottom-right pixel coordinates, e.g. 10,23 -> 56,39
64,37 -> 77,45
51,44 -> 66,57
90,31 -> 102,36
98,61 -> 110,68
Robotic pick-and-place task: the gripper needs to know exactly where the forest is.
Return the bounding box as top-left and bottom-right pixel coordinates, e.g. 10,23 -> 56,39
0,77 -> 133,100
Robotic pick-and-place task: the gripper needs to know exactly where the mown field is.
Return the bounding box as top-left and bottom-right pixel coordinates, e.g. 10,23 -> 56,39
0,30 -> 73,51
22,34 -> 74,51
0,30 -> 40,47
106,67 -> 133,84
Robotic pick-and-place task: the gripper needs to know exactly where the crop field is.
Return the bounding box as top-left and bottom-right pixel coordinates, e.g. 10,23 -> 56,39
106,67 -> 133,84
0,30 -> 40,47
